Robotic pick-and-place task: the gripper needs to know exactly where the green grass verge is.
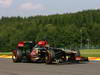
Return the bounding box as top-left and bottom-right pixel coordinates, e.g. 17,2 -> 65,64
0,52 -> 12,55
0,49 -> 100,57
80,49 -> 100,57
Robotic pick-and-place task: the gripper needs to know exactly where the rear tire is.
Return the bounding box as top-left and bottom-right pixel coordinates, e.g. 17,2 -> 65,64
12,49 -> 22,63
45,50 -> 55,64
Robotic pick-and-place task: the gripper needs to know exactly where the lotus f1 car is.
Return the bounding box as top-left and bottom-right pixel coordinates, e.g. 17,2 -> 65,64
12,41 -> 36,62
12,40 -> 88,64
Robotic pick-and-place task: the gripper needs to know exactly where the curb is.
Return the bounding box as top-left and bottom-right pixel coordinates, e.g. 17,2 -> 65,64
0,55 -> 12,58
88,57 -> 100,61
0,55 -> 100,61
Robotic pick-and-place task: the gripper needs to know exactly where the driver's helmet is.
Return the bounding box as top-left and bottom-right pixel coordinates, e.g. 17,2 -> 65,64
18,41 -> 24,47
37,40 -> 48,47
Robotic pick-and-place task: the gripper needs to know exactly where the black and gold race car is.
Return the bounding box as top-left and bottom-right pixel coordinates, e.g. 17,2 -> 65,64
12,41 -> 88,64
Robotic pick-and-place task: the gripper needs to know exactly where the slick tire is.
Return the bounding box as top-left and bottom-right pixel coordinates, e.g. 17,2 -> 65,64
12,49 -> 22,63
45,50 -> 55,64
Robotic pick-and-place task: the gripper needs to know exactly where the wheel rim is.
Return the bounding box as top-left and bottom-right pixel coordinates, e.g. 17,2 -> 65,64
12,52 -> 17,61
12,55 -> 15,59
12,54 -> 16,60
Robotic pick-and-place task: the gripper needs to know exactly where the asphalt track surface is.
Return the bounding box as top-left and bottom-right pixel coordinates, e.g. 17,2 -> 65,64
0,59 -> 100,75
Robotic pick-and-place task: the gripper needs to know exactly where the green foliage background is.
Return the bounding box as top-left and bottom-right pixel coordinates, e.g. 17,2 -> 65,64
0,10 -> 100,51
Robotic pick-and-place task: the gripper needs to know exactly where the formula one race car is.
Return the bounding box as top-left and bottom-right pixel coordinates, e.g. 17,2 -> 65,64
30,46 -> 88,64
12,40 -> 88,64
12,40 -> 50,63
12,41 -> 36,62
